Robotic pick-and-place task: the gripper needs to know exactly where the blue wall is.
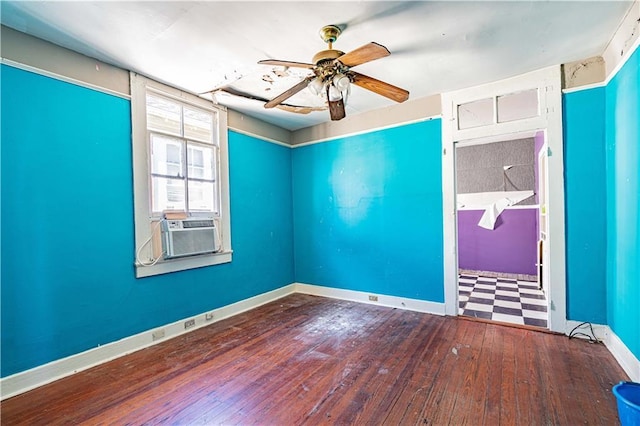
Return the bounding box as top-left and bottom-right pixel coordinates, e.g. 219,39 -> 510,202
3,45 -> 638,378
563,87 -> 608,323
0,65 -> 294,376
605,47 -> 640,360
292,120 -> 444,302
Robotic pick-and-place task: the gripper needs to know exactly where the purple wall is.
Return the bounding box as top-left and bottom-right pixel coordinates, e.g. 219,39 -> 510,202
457,208 -> 538,275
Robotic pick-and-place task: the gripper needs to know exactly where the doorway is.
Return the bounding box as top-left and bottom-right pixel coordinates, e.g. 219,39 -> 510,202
441,65 -> 565,333
454,133 -> 549,328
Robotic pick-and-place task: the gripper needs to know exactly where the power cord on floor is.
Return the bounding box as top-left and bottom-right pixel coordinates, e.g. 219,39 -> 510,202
568,321 -> 600,343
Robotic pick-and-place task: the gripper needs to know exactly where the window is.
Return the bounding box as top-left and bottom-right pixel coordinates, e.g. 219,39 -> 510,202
147,94 -> 218,215
456,90 -> 540,131
131,74 -> 231,278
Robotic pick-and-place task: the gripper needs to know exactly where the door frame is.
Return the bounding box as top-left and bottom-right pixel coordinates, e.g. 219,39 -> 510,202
537,138 -> 550,295
441,65 -> 566,333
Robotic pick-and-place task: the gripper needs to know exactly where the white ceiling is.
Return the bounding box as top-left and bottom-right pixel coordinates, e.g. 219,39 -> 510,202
1,1 -> 632,131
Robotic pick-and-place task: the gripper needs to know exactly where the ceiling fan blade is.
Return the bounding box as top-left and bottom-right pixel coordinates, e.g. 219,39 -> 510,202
328,99 -> 346,121
264,76 -> 314,109
258,59 -> 315,69
336,42 -> 390,67
350,71 -> 409,103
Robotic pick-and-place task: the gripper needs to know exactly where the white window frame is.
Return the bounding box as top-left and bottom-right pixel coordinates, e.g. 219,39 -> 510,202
131,73 -> 232,278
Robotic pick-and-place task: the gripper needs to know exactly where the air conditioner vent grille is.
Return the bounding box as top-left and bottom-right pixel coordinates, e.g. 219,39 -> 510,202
161,219 -> 218,259
183,219 -> 215,228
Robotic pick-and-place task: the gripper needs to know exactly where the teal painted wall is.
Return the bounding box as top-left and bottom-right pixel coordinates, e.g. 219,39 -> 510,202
0,65 -> 294,376
3,44 -> 638,379
291,120 -> 444,302
563,87 -> 607,323
605,47 -> 640,360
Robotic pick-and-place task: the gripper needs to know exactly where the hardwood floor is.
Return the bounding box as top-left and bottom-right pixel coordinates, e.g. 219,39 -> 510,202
1,294 -> 628,425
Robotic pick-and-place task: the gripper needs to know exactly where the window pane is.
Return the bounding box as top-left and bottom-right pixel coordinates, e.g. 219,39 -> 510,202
151,134 -> 183,177
188,180 -> 216,213
184,107 -> 214,143
497,89 -> 539,123
187,144 -> 215,180
457,98 -> 494,130
152,176 -> 186,212
146,94 -> 181,135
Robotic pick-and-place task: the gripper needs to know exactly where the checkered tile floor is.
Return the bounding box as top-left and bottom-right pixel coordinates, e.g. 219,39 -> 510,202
459,274 -> 548,328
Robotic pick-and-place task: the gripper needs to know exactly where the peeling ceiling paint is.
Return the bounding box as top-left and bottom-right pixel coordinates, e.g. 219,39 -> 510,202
0,1 -> 633,130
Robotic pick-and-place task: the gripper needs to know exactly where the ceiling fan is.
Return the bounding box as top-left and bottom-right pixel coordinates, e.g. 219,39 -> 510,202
258,25 -> 409,121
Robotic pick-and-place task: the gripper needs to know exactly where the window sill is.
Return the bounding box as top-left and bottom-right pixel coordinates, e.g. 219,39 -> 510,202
135,250 -> 232,278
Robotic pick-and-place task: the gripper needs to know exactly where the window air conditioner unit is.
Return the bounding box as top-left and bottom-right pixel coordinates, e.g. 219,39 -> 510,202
161,219 -> 218,259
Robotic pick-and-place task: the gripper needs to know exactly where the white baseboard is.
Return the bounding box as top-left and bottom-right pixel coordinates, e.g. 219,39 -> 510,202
566,320 -> 610,342
1,282 -> 443,400
5,285 -> 636,400
0,284 -> 296,400
606,328 -> 640,383
294,282 -> 446,316
566,320 -> 640,382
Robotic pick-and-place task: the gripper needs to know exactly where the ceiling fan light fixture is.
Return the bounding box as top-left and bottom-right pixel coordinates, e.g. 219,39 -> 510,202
308,77 -> 325,96
328,84 -> 343,102
333,74 -> 350,92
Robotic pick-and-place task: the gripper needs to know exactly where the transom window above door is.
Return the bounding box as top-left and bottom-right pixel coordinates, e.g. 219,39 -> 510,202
457,88 -> 540,130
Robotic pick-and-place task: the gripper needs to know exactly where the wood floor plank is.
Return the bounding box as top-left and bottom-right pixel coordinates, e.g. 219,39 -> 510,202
447,316 -> 488,425
514,330 -> 544,424
498,326 -> 519,424
417,317 -> 476,425
329,312 -> 439,425
479,323 -> 503,425
380,316 -> 455,425
1,294 -> 629,425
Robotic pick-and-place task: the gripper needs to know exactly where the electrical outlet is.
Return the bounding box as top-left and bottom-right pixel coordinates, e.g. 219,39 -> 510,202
152,328 -> 165,341
184,319 -> 196,330
205,312 -> 215,321
369,295 -> 378,302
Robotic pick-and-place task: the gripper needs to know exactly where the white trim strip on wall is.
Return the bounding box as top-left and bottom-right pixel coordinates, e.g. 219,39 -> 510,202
233,114 -> 443,150
457,205 -> 540,212
1,56 -> 294,147
562,81 -> 607,94
291,115 -> 442,149
228,127 -> 292,148
604,34 -> 639,85
1,58 -> 131,100
564,32 -> 640,95
603,1 -> 640,81
562,41 -> 638,94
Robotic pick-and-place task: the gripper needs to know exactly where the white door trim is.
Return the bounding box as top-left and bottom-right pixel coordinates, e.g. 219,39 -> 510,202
441,65 -> 566,332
